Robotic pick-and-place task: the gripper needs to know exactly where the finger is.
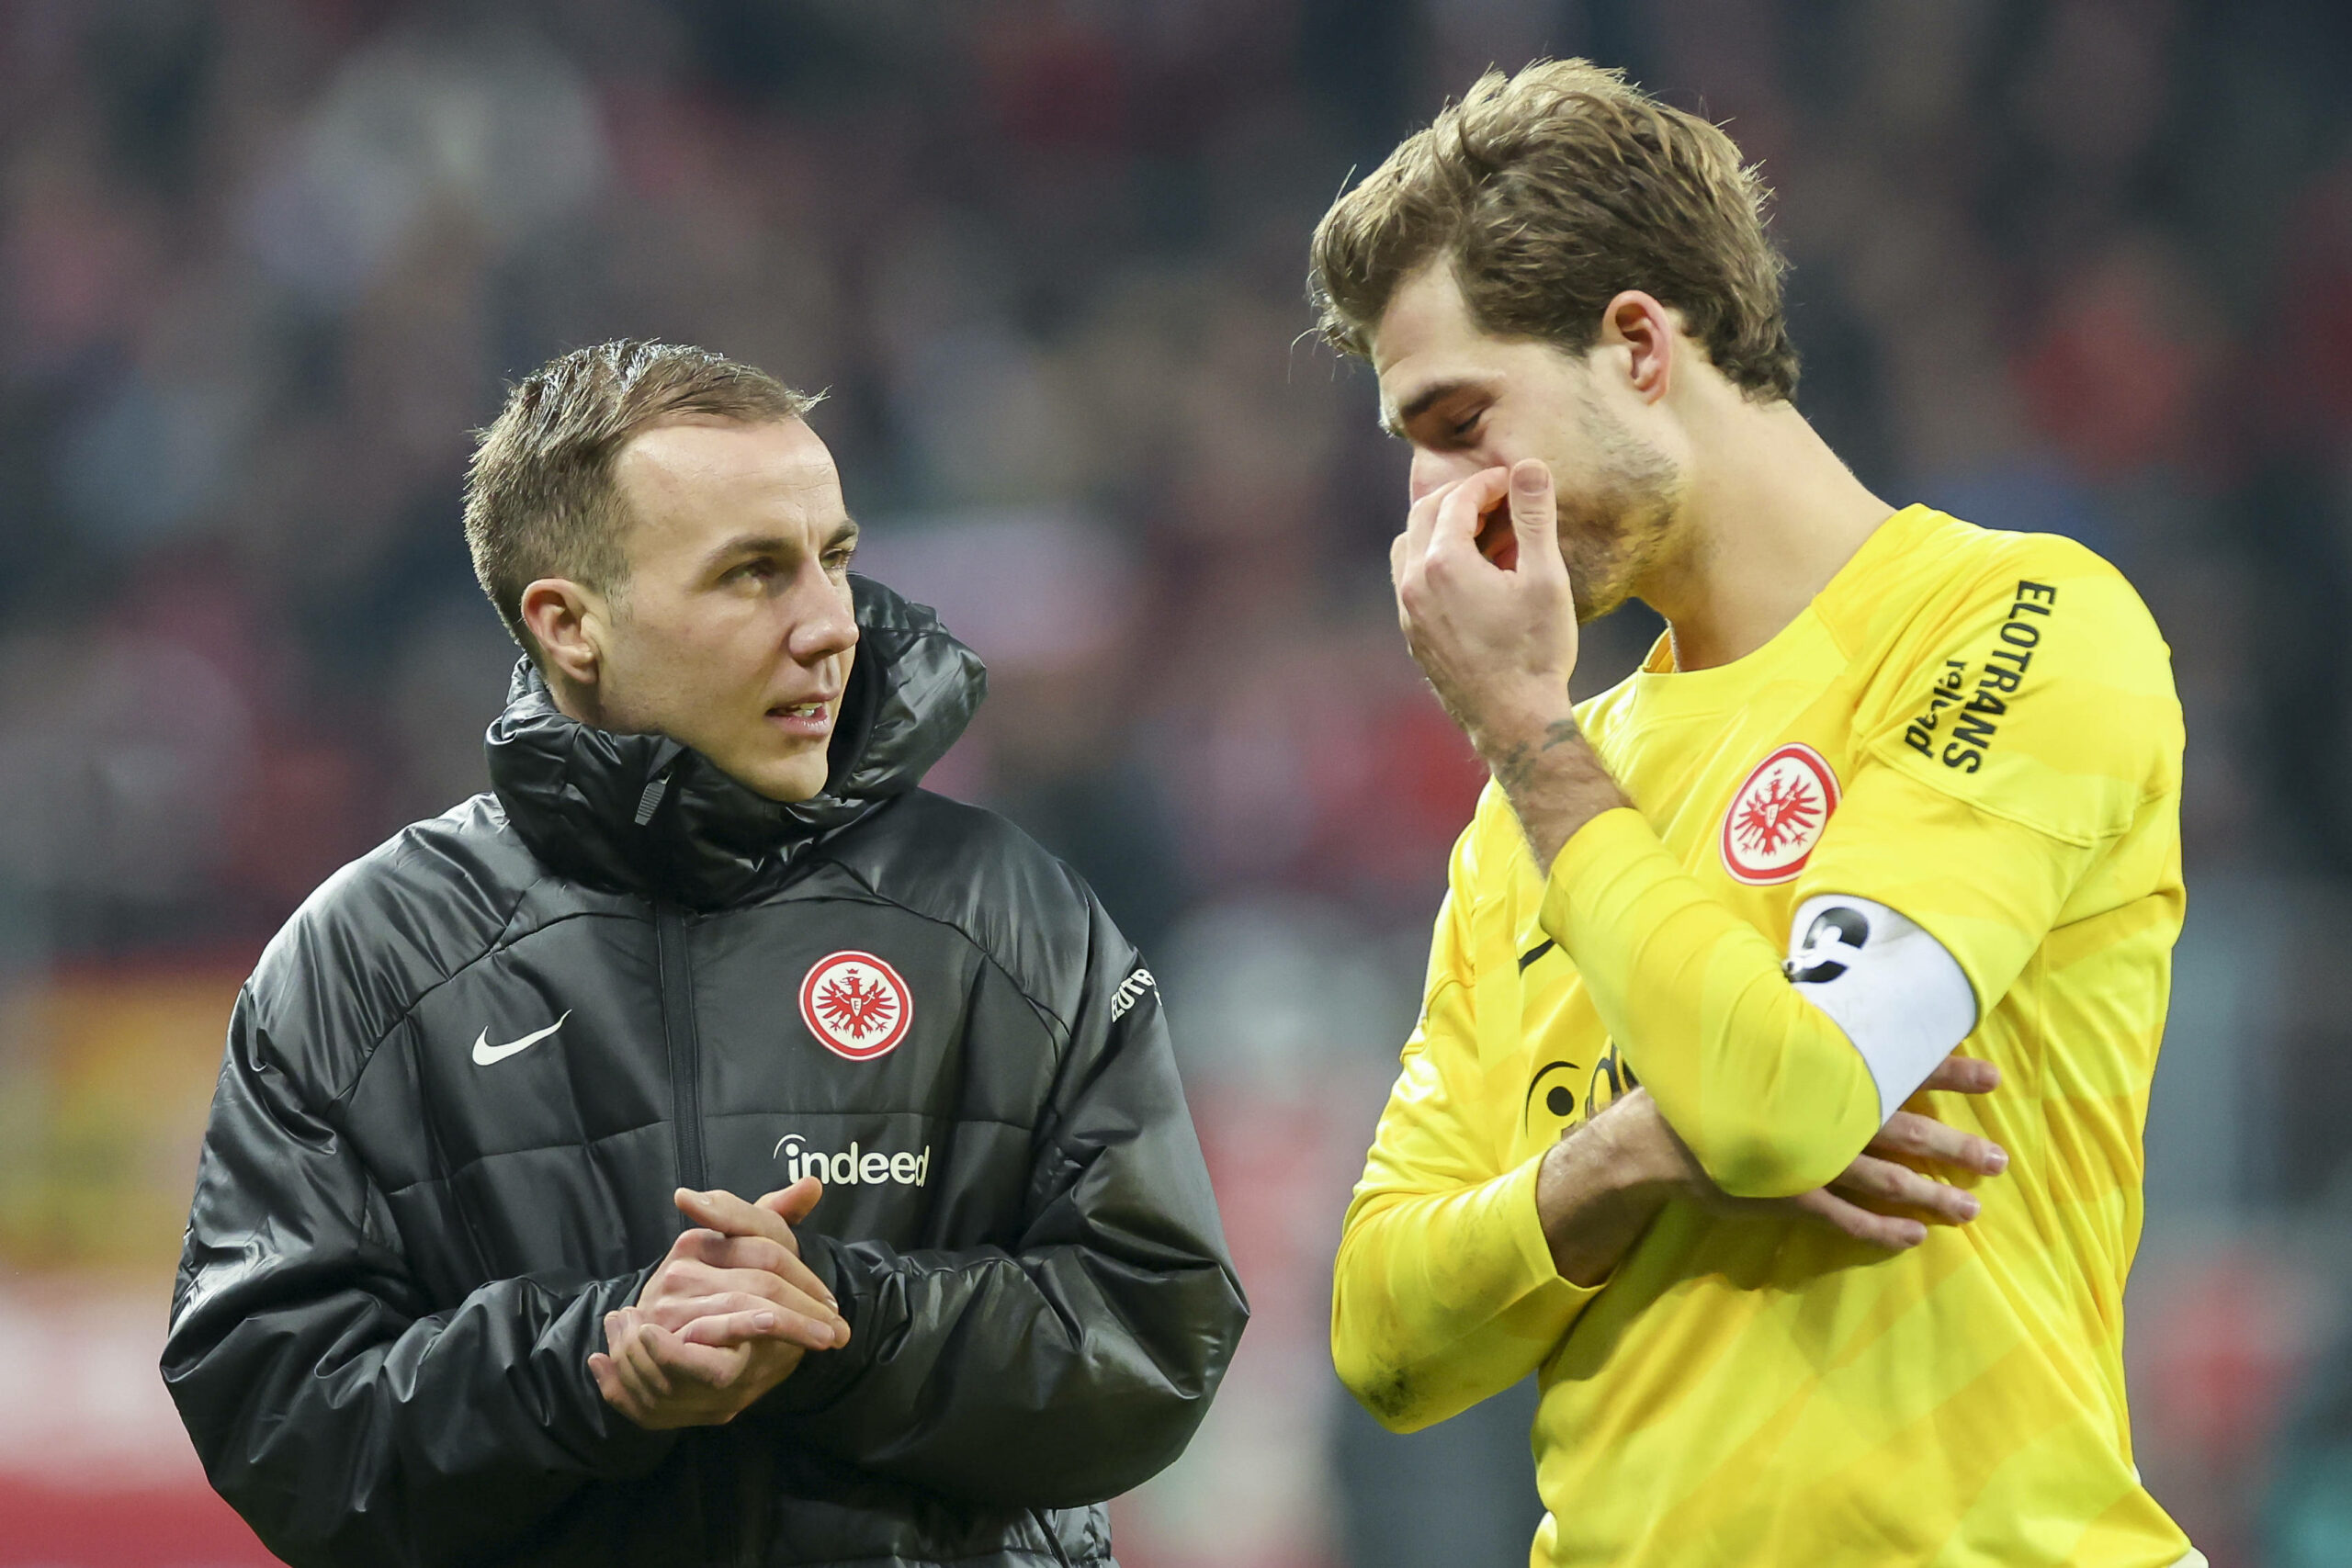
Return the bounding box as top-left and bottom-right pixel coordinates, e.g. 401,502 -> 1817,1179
1506,459 -> 1563,581
648,1229 -> 744,1302
697,1266 -> 845,1328
639,1290 -> 778,1330
1401,474 -> 1470,570
1869,1111 -> 2008,1176
1917,1054 -> 2000,1095
754,1176 -> 824,1230
1428,468 -> 1510,570
642,1321 -> 746,1389
645,1256 -> 844,1341
645,1292 -> 844,1350
674,1187 -> 797,1245
1830,1155 -> 1981,1224
703,1235 -> 837,1309
587,1351 -> 633,1416
644,1252 -> 727,1303
1786,1188 -> 1927,1251
612,1313 -> 673,1405
675,1307 -> 843,1352
662,1232 -> 811,1292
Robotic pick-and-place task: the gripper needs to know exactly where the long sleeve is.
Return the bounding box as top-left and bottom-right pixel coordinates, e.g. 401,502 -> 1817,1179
1331,835 -> 1600,1436
761,888 -> 1248,1509
1538,810 -> 1884,1198
161,988 -> 677,1568
1538,554 -> 2179,1201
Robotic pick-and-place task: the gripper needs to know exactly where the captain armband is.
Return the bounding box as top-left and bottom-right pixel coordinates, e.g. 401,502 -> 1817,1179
1783,895 -> 1978,1123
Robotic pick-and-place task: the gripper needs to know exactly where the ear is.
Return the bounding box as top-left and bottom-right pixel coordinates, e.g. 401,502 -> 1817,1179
519,578 -> 606,688
1596,290 -> 1678,406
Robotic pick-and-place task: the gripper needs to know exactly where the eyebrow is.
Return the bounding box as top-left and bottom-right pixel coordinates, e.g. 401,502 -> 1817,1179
701,516 -> 861,571
1381,377 -> 1490,439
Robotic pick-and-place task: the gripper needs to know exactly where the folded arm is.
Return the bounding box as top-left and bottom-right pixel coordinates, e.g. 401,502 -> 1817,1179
1392,466 -> 2164,1201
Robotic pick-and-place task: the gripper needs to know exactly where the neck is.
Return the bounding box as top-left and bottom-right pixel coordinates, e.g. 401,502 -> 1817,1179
543,666 -> 609,730
1636,397 -> 1893,672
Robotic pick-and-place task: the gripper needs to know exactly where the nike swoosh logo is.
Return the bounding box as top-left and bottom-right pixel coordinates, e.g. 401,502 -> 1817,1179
471,1011 -> 571,1066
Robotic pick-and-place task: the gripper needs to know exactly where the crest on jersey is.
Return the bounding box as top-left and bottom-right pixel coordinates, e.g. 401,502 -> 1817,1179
798,951 -> 913,1061
1720,743 -> 1840,885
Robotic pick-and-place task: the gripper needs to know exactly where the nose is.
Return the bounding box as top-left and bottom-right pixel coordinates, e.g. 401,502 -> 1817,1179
1408,447 -> 1483,503
786,563 -> 860,666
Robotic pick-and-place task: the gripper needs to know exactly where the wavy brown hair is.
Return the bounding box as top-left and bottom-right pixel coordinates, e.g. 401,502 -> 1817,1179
464,340 -> 820,663
1308,59 -> 1798,402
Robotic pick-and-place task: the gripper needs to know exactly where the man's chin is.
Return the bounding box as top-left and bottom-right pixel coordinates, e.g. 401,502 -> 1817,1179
712,750 -> 832,805
1571,578 -> 1632,624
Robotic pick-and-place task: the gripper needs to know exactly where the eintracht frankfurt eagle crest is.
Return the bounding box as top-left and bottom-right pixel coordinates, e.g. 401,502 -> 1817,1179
799,951 -> 914,1060
1720,743 -> 1840,886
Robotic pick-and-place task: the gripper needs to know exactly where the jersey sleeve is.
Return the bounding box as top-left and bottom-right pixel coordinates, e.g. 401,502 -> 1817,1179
1331,810 -> 1600,1435
1536,541 -> 2181,1200
1804,546 -> 2183,1012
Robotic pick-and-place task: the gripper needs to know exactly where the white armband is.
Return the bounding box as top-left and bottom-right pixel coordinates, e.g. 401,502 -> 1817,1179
1785,895 -> 1978,1123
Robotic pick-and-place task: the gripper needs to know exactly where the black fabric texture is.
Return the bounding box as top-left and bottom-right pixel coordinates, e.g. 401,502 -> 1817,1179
161,576 -> 1248,1568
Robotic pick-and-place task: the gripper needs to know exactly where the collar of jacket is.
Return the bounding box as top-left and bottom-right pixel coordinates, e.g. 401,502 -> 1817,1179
483,573 -> 987,909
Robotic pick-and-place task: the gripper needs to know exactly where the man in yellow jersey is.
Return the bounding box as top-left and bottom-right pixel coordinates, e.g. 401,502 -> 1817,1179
1309,60 -> 2199,1568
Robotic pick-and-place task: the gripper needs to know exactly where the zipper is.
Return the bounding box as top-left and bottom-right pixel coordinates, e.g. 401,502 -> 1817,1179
655,903 -> 739,1563
654,905 -> 707,1193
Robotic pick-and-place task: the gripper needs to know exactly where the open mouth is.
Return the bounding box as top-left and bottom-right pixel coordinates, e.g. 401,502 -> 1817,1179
766,696 -> 837,739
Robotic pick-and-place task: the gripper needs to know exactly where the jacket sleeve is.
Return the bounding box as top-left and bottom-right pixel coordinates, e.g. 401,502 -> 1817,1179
162,984 -> 678,1568
1330,826 -> 1601,1434
763,887 -> 1248,1509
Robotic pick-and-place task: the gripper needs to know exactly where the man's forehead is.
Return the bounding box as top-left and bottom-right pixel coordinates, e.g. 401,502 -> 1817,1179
1371,269 -> 1509,419
618,416 -> 837,502
612,415 -> 847,558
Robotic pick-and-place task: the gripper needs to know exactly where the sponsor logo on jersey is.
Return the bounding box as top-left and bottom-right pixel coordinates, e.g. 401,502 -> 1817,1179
1786,904 -> 1871,983
1721,743 -> 1840,885
771,1132 -> 931,1186
1901,579 -> 2058,774
799,951 -> 913,1060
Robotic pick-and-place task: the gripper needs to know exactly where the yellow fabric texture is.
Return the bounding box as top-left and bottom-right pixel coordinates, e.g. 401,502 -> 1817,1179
1332,507 -> 2194,1566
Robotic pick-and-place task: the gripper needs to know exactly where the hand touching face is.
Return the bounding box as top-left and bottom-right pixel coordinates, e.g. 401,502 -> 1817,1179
1390,459 -> 1582,748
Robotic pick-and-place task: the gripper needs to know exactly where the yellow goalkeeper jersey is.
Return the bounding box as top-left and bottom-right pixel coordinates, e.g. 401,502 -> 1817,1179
1333,505 -> 2199,1566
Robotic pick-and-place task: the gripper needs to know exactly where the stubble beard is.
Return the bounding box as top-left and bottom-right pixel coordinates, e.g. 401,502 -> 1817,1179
1556,400 -> 1683,624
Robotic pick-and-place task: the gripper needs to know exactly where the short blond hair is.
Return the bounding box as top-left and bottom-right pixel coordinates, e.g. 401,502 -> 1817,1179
1309,59 -> 1797,400
463,340 -> 820,660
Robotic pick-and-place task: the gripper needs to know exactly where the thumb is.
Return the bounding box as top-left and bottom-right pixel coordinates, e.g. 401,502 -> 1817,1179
1508,459 -> 1560,575
757,1174 -> 824,1226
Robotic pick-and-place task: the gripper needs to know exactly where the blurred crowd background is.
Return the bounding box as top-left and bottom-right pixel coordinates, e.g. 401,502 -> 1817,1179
4,1 -> 2351,1563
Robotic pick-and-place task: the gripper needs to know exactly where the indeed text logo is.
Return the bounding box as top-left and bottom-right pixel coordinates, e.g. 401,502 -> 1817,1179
771,1132 -> 931,1187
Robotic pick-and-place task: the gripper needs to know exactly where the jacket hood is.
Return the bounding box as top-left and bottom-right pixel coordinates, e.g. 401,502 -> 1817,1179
484,574 -> 987,908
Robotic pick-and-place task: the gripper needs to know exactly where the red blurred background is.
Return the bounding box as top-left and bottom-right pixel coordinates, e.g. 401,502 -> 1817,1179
5,3 -> 2351,1564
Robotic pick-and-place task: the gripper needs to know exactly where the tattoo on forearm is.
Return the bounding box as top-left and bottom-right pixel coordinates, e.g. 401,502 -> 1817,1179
1490,717 -> 1584,795
1480,711 -> 1629,869
1489,740 -> 1533,798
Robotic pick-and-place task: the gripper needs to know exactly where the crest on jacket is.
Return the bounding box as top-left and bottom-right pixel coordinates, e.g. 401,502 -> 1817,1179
800,950 -> 914,1059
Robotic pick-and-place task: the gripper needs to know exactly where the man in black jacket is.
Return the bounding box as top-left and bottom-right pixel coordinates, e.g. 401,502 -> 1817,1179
162,341 -> 1248,1568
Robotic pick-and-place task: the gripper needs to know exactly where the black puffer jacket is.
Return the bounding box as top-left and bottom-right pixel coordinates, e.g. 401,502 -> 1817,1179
162,578 -> 1247,1568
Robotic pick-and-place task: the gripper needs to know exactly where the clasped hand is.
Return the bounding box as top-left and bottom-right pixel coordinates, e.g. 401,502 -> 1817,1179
589,1178 -> 851,1430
